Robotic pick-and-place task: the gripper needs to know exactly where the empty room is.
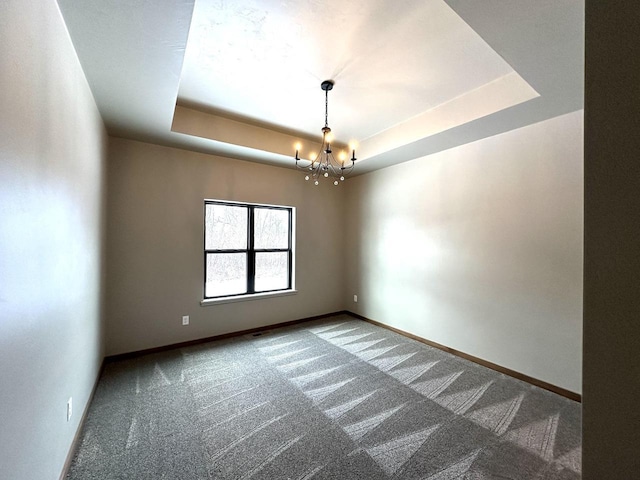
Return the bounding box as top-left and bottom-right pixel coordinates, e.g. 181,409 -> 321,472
1,0 -> 639,479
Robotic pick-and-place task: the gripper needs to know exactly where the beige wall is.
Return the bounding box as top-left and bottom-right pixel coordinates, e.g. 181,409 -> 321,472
345,111 -> 583,394
105,138 -> 346,355
0,1 -> 107,478
106,110 -> 584,395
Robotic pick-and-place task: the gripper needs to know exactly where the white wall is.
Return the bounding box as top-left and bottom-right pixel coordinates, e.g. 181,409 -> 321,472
105,138 -> 346,355
345,111 -> 583,393
0,1 -> 107,479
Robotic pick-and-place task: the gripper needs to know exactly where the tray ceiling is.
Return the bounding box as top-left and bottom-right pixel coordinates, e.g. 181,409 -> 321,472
57,0 -> 583,174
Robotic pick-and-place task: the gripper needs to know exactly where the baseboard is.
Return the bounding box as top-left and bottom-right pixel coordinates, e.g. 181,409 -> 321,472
346,311 -> 581,403
106,311 -> 349,363
59,358 -> 106,480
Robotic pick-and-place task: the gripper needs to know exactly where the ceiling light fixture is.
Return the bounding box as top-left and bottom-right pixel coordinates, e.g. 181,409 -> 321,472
295,80 -> 356,186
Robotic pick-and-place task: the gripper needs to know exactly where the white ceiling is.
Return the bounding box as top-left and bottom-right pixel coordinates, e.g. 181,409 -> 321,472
56,0 -> 584,175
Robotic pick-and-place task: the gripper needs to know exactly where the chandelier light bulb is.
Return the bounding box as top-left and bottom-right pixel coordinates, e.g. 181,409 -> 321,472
340,176 -> 345,181
314,180 -> 319,186
305,175 -> 309,181
334,180 -> 339,186
323,172 -> 329,177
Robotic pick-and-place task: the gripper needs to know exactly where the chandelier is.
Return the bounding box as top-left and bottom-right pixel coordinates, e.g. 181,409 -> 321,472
295,80 -> 356,186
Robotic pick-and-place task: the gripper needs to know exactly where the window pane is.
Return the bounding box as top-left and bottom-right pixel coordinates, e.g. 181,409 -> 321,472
255,252 -> 289,292
254,208 -> 289,249
205,204 -> 247,250
205,253 -> 247,297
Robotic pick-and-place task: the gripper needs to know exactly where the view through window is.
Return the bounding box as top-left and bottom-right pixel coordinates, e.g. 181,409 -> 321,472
204,200 -> 293,299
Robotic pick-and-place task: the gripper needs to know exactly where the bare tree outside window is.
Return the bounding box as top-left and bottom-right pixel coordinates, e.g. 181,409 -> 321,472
254,208 -> 289,292
204,201 -> 293,299
254,208 -> 288,249
205,204 -> 247,250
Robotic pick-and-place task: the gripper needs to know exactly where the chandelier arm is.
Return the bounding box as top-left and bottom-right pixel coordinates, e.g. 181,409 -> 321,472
326,158 -> 343,177
296,159 -> 315,172
343,159 -> 356,170
327,153 -> 352,172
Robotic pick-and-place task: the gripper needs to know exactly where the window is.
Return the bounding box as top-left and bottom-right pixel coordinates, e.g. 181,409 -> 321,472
204,200 -> 294,300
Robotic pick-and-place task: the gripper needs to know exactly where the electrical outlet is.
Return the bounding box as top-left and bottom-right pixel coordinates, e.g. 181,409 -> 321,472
182,315 -> 189,326
67,397 -> 72,422
353,294 -> 358,303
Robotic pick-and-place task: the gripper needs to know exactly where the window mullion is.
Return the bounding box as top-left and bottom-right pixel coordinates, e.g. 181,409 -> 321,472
247,206 -> 255,293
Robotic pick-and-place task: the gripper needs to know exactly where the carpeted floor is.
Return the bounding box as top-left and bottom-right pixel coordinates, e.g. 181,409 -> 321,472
67,314 -> 581,479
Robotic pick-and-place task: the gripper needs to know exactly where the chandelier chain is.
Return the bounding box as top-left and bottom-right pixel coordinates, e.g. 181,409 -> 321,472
325,88 -> 329,129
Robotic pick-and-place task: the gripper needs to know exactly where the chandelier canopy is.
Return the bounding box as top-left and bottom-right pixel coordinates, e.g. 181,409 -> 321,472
295,80 -> 356,186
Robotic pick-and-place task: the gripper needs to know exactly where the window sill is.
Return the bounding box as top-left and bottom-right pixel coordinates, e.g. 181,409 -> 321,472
200,289 -> 298,306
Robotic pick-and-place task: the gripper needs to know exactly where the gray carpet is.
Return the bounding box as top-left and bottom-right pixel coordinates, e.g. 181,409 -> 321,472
67,314 -> 581,479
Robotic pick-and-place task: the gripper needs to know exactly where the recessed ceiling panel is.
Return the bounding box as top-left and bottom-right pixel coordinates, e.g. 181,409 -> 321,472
58,0 -> 581,173
178,0 -> 532,145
